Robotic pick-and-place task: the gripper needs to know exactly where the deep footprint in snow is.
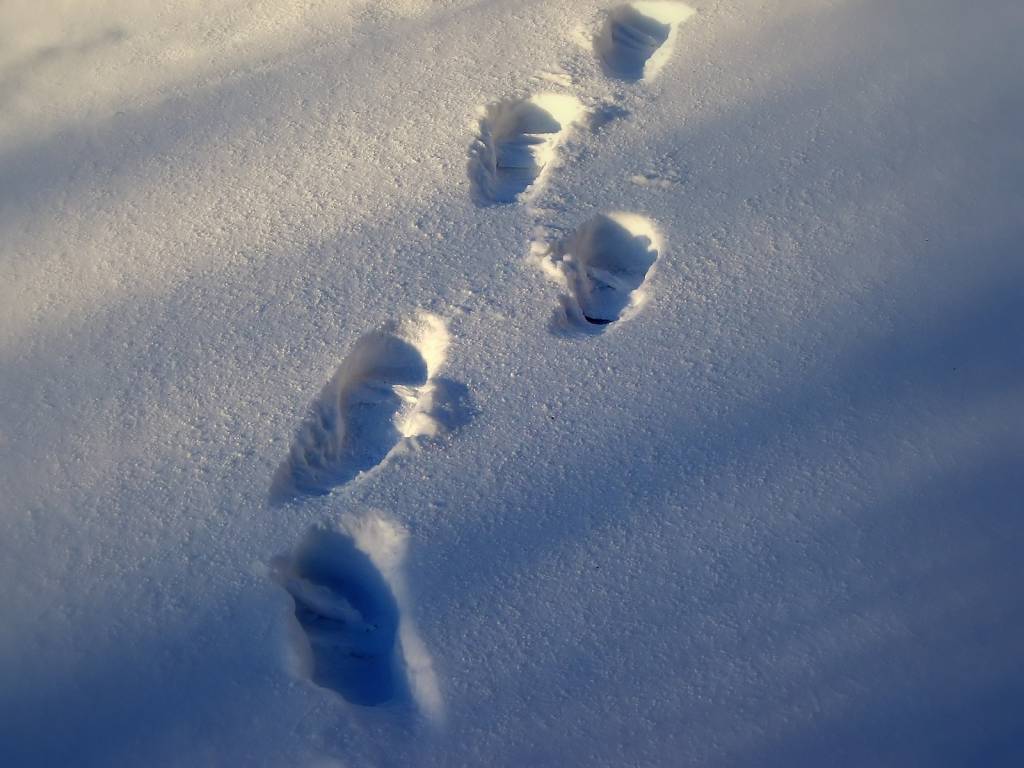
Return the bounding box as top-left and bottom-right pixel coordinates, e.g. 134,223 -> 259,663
468,93 -> 583,205
595,2 -> 695,81
270,314 -> 461,503
536,212 -> 661,332
273,523 -> 404,706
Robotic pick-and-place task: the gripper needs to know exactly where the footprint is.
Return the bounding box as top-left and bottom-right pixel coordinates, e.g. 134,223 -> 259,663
271,517 -> 421,708
468,93 -> 584,205
534,212 -> 661,332
595,2 -> 695,82
271,314 -> 462,503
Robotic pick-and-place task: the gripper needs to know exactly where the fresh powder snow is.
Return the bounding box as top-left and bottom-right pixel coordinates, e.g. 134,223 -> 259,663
1,1 -> 1022,766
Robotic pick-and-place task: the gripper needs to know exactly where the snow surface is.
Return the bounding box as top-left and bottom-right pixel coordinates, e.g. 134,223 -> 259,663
2,0 -> 1023,765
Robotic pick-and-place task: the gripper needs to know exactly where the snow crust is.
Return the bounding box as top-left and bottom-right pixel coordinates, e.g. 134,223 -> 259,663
1,0 -> 1022,766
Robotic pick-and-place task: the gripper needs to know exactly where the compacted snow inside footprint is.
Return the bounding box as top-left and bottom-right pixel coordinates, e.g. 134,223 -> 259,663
536,212 -> 661,333
273,515 -> 443,716
596,2 -> 695,81
273,523 -> 404,706
469,93 -> 583,205
271,315 -> 451,502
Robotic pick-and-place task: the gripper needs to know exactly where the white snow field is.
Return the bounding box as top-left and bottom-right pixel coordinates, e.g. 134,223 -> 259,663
1,0 -> 1022,765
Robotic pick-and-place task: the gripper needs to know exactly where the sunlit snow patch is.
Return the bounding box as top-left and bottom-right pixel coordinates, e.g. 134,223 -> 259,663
595,2 -> 696,81
468,93 -> 584,205
270,314 -> 467,503
533,212 -> 661,334
272,514 -> 442,717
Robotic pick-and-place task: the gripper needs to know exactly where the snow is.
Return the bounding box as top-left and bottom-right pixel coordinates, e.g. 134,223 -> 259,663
1,0 -> 1023,766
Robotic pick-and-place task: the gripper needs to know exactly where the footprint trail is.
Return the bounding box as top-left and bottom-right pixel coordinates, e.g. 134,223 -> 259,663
263,1 -> 694,728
